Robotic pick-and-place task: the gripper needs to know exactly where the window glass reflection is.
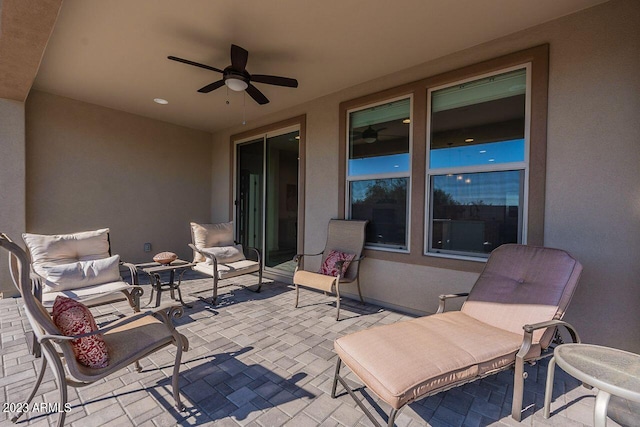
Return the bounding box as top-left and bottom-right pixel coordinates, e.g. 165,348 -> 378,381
430,170 -> 522,256
349,98 -> 410,176
350,178 -> 408,249
430,68 -> 526,168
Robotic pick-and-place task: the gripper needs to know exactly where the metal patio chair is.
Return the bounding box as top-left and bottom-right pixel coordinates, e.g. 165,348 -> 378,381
0,233 -> 189,427
293,219 -> 368,320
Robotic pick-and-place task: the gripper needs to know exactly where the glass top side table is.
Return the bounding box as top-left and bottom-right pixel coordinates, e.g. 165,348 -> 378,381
544,343 -> 640,427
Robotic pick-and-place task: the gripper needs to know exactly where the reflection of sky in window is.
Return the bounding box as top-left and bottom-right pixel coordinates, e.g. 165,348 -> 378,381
351,178 -> 407,202
430,139 -> 524,169
433,170 -> 521,206
348,153 -> 410,176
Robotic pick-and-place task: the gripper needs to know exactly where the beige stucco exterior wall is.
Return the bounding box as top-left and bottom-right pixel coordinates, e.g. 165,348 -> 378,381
0,99 -> 26,296
25,90 -> 213,266
212,0 -> 640,351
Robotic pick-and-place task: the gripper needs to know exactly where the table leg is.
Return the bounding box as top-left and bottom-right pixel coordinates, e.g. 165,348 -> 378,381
544,356 -> 556,419
146,273 -> 155,307
169,270 -> 176,299
154,273 -> 162,307
175,269 -> 192,308
594,390 -> 610,427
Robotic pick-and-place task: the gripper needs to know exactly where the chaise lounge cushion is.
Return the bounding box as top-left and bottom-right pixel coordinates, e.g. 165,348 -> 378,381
334,311 -> 536,410
461,244 -> 581,347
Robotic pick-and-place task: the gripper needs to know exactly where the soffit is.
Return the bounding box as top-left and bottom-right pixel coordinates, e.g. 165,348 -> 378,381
26,0 -> 608,132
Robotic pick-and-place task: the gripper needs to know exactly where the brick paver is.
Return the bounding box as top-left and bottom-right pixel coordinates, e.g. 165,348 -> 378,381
0,272 -> 627,426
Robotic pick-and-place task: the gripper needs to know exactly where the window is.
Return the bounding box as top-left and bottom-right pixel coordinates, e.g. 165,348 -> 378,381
347,97 -> 411,250
426,67 -> 529,258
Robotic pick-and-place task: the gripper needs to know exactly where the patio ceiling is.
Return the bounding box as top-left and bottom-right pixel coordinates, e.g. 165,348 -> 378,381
2,0 -> 608,133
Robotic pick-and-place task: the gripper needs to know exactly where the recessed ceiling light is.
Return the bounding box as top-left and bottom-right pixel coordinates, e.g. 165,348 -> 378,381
488,158 -> 496,162
154,98 -> 168,105
402,118 -> 411,124
465,138 -> 474,143
295,136 -> 300,140
479,150 -> 487,154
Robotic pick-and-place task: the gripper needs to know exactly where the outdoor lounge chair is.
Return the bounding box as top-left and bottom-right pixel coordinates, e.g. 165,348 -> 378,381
293,219 -> 368,320
189,221 -> 262,305
0,233 -> 189,427
331,244 -> 583,426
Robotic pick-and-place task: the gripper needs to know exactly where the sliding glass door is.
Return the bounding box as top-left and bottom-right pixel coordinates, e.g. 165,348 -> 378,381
235,127 -> 300,275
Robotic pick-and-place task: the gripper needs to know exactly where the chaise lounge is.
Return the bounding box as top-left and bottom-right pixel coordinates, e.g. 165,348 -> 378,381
331,244 -> 583,426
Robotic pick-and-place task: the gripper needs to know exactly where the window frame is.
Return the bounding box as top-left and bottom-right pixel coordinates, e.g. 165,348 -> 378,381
345,95 -> 414,253
424,64 -> 532,261
338,45 -> 548,273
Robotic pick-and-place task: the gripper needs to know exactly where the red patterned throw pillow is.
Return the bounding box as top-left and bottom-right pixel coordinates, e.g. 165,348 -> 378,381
52,296 -> 109,369
319,250 -> 356,277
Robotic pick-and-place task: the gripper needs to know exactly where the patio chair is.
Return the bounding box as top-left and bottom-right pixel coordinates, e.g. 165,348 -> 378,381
8,229 -> 143,357
293,219 -> 368,320
188,221 -> 262,305
0,233 -> 189,427
19,228 -> 143,312
331,244 -> 583,426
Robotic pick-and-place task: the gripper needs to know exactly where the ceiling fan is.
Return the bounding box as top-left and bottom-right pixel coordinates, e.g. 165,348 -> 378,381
353,125 -> 388,143
168,44 -> 298,105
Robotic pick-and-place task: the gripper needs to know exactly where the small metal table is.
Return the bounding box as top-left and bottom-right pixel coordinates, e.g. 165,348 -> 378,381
135,259 -> 196,308
544,343 -> 640,427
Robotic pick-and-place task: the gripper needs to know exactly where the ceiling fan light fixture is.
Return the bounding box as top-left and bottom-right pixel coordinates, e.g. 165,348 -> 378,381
225,77 -> 248,92
363,136 -> 377,143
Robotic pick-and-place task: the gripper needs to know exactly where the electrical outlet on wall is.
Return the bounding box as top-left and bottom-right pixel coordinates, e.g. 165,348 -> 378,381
144,243 -> 152,252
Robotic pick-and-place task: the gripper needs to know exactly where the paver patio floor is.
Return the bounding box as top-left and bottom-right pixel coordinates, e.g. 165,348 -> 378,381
0,272 -> 633,426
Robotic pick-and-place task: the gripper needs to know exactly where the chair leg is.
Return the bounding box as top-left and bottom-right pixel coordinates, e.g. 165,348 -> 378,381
511,354 -> 526,421
356,277 -> 364,304
211,275 -> 218,305
294,284 -> 300,308
11,354 -> 47,423
171,336 -> 186,412
387,408 -> 399,427
256,268 -> 262,292
335,282 -> 341,321
46,345 -> 69,427
331,358 -> 342,398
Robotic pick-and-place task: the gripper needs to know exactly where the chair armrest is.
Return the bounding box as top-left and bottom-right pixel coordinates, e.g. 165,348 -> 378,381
516,319 -> 581,361
293,251 -> 323,264
244,246 -> 261,263
436,292 -> 470,313
40,303 -> 185,343
119,261 -> 139,285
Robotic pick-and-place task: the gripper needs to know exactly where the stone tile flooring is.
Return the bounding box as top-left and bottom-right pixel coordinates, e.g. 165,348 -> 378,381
0,272 -> 634,426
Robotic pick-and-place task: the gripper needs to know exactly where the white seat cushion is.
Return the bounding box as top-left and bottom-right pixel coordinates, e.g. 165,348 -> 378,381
23,229 -> 111,276
40,280 -> 133,308
42,255 -> 121,293
193,260 -> 260,280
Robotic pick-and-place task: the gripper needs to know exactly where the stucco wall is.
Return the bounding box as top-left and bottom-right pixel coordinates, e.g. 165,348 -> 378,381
25,90 -> 213,265
0,99 -> 26,296
211,0 -> 640,351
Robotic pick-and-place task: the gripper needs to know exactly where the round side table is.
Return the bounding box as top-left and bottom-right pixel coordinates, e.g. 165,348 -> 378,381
544,343 -> 640,427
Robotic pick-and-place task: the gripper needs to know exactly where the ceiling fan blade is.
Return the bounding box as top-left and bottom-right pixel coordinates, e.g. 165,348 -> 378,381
168,56 -> 224,73
251,74 -> 298,88
246,83 -> 269,105
231,44 -> 249,71
197,80 -> 225,93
